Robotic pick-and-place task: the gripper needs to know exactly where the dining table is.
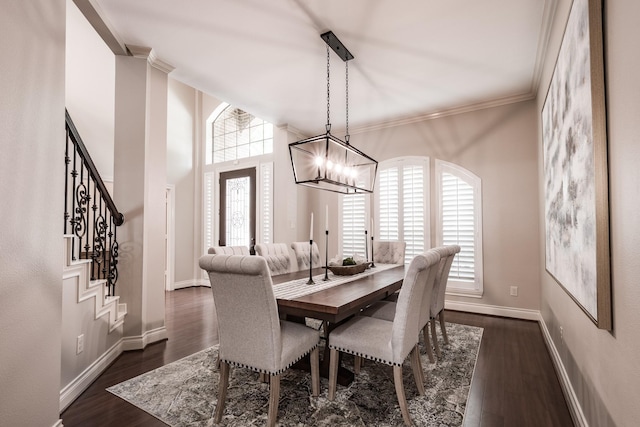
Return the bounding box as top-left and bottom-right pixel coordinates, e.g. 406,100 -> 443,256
272,263 -> 405,385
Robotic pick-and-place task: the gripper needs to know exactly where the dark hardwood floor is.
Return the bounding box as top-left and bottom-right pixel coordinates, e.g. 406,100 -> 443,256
61,287 -> 573,427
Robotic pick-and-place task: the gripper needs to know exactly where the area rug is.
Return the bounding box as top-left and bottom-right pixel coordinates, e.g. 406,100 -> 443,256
108,323 -> 482,426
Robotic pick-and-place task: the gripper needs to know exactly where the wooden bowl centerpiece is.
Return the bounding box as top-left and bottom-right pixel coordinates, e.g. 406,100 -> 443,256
328,257 -> 369,276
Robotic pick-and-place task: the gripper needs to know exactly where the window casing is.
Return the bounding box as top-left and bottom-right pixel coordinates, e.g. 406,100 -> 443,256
435,160 -> 483,296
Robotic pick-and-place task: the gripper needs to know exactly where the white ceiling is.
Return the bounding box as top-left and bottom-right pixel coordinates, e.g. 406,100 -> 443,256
92,0 -> 555,136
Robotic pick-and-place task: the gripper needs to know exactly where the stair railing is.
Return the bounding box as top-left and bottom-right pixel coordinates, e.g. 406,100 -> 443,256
64,109 -> 124,297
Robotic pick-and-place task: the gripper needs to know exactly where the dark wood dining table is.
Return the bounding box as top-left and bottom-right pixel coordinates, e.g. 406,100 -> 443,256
272,264 -> 405,384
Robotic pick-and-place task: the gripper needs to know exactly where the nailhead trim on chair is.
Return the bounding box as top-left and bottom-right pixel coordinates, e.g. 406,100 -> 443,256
221,343 -> 319,375
327,344 -> 403,367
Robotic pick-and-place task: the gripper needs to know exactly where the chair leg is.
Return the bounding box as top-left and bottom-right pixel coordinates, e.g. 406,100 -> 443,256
430,318 -> 441,358
410,345 -> 425,395
328,348 -> 339,401
422,324 -> 435,363
214,361 -> 230,423
393,365 -> 413,426
354,355 -> 362,374
439,311 -> 449,344
267,374 -> 281,427
310,347 -> 320,397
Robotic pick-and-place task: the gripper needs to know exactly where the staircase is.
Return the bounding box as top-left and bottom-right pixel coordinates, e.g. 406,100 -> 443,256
63,234 -> 127,332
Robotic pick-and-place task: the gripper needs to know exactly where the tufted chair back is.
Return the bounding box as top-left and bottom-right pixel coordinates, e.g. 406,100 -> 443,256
430,245 -> 461,316
390,249 -> 441,362
291,241 -> 321,270
373,241 -> 406,264
255,243 -> 292,275
199,254 -> 320,426
208,245 -> 250,255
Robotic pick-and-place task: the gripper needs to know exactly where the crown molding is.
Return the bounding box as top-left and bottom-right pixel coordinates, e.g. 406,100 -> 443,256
530,0 -> 559,95
126,45 -> 175,74
349,91 -> 536,135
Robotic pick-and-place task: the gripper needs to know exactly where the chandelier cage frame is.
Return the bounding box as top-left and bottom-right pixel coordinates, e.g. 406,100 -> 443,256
288,31 -> 378,195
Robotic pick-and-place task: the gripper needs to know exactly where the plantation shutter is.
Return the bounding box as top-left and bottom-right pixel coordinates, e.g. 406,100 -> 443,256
375,158 -> 429,264
441,172 -> 475,281
204,172 -> 215,253
341,193 -> 367,258
402,165 -> 426,263
259,162 -> 273,244
378,167 -> 399,241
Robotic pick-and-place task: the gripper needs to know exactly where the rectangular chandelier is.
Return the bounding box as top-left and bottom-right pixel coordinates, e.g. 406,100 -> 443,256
289,31 -> 378,194
289,132 -> 378,194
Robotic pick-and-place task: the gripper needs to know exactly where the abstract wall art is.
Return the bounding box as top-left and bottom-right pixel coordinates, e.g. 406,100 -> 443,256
541,0 -> 611,330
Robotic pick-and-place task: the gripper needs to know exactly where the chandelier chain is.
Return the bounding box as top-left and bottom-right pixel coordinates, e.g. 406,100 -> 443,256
326,44 -> 331,130
345,60 -> 349,142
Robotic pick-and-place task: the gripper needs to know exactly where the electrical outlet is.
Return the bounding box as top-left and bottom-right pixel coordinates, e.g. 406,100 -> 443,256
509,286 -> 518,296
76,334 -> 84,355
560,326 -> 563,342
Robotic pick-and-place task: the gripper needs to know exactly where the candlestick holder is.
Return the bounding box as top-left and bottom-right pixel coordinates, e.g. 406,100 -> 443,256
365,230 -> 369,264
324,230 -> 329,281
370,235 -> 376,268
307,239 -> 315,285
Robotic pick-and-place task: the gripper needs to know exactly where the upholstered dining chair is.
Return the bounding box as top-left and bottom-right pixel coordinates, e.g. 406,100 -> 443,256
199,254 -> 320,427
360,248 -> 442,365
373,240 -> 406,265
290,241 -> 321,271
207,245 -> 250,255
429,244 -> 461,358
327,250 -> 441,426
255,243 -> 293,275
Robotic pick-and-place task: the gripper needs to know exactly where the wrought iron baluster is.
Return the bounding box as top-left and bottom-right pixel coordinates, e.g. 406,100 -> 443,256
64,130 -> 70,234
70,142 -> 78,261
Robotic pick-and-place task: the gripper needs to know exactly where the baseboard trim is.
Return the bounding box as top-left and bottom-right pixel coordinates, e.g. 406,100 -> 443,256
538,317 -> 588,427
445,300 -> 540,321
59,340 -> 123,412
171,279 -> 210,290
121,326 -> 168,351
52,419 -> 64,427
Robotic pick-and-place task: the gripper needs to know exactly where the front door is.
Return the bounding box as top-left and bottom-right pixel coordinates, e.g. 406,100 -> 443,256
219,167 -> 256,254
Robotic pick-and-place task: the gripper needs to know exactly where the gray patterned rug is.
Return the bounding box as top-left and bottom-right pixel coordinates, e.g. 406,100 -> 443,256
108,322 -> 482,426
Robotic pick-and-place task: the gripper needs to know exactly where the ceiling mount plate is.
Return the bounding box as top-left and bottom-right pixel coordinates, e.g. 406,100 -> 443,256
320,31 -> 354,62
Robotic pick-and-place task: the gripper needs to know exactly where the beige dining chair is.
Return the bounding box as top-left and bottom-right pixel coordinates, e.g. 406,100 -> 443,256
360,247 -> 441,366
373,240 -> 406,265
207,245 -> 250,255
430,244 -> 461,358
199,254 -> 320,427
255,243 -> 293,275
327,250 -> 441,426
291,241 -> 321,271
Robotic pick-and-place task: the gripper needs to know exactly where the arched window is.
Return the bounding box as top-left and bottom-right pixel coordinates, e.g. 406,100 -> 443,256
207,105 -> 273,165
435,160 -> 483,296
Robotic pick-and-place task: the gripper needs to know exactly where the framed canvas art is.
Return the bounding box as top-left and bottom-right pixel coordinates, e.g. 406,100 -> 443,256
541,0 -> 611,330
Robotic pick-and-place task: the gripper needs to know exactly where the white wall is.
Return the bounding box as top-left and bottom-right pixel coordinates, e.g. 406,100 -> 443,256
308,100 -> 541,312
538,1 -> 640,425
65,0 -> 115,180
0,1 -> 65,426
167,79 -> 197,284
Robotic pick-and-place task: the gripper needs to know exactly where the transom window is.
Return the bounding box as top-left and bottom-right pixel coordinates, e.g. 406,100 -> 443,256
208,105 -> 273,164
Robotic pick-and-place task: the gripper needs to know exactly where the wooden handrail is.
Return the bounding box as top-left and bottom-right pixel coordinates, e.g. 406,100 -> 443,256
65,109 -> 124,226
